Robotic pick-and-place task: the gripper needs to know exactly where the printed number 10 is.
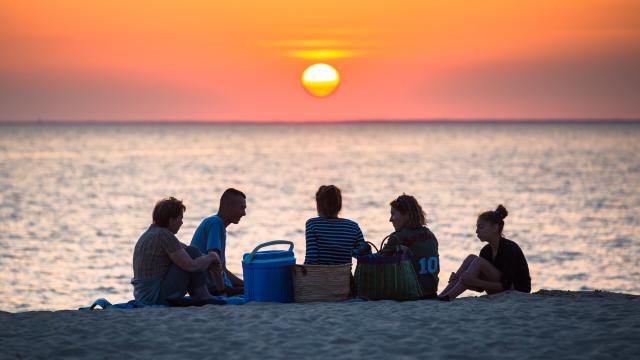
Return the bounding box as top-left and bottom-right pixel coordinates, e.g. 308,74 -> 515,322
419,257 -> 438,274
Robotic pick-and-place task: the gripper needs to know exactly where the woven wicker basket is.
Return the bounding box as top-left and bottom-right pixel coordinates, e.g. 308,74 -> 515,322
292,264 -> 352,303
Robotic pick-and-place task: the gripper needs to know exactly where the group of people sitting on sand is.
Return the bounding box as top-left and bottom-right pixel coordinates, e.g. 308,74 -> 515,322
131,186 -> 531,305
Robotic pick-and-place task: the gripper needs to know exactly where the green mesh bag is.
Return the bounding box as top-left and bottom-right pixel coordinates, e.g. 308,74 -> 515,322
354,242 -> 423,301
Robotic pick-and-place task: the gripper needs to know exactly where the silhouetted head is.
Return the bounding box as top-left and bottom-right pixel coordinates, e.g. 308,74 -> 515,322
476,205 -> 509,242
316,185 -> 342,218
219,188 -> 247,225
389,194 -> 426,231
152,197 -> 185,234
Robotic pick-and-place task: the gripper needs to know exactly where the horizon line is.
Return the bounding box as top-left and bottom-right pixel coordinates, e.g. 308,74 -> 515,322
1,118 -> 639,125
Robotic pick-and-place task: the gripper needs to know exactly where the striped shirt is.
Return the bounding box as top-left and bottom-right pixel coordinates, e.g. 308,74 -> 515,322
304,217 -> 366,265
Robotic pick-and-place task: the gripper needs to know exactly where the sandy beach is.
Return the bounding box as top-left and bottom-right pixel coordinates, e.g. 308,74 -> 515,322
1,290 -> 638,359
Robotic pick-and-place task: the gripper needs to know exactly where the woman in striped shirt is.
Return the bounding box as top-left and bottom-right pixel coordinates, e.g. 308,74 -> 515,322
304,185 -> 370,265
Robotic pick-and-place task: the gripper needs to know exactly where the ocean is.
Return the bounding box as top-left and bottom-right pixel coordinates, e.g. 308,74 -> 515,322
1,122 -> 639,311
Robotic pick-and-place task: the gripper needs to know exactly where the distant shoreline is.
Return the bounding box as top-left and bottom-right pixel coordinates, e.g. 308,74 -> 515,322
1,118 -> 639,126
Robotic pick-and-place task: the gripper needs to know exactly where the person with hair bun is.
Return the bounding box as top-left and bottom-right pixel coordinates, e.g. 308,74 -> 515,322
381,194 -> 440,298
438,205 -> 531,301
304,185 -> 370,265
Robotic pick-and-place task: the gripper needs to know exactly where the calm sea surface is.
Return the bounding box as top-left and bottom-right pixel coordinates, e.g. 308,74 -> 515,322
1,123 -> 639,311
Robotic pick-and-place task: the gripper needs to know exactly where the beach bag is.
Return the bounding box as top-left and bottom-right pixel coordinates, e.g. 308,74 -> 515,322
292,263 -> 352,303
354,240 -> 423,301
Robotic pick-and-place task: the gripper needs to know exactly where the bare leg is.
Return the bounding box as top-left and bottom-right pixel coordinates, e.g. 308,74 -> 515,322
183,246 -> 214,300
209,268 -> 225,292
439,254 -> 477,296
440,256 -> 502,300
189,285 -> 212,300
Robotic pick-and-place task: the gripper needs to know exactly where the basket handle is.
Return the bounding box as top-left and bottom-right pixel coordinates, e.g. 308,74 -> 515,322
366,241 -> 379,253
379,235 -> 391,252
377,236 -> 405,255
247,240 -> 294,262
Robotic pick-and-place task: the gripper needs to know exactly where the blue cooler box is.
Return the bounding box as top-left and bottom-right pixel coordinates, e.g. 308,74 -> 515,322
242,240 -> 296,303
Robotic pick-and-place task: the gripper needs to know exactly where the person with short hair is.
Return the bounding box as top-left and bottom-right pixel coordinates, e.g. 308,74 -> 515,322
438,205 -> 531,301
131,197 -> 222,305
191,188 -> 246,295
381,194 -> 440,298
304,185 -> 369,265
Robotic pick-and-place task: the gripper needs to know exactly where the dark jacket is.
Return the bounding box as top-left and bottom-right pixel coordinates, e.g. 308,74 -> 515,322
479,238 -> 531,293
381,226 -> 440,298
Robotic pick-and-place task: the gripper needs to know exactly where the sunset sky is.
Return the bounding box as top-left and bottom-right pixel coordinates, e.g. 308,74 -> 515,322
1,0 -> 639,121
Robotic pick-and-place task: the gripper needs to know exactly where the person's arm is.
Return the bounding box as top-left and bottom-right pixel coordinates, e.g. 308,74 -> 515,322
205,250 -> 225,290
206,221 -> 224,259
168,249 -> 220,272
208,263 -> 225,292
352,224 -> 371,257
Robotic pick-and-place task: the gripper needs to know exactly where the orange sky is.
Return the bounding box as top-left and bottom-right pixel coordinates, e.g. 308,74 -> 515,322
1,0 -> 639,121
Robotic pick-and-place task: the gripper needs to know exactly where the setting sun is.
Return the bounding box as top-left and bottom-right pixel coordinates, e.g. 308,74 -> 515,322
301,64 -> 340,97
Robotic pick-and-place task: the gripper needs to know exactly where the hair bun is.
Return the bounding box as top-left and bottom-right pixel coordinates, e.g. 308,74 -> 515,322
495,204 -> 508,220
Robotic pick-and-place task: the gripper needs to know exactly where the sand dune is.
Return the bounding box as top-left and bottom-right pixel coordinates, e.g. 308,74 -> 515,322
1,290 -> 638,359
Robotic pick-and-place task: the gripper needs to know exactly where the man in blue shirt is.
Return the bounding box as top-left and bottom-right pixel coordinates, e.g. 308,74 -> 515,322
191,188 -> 247,295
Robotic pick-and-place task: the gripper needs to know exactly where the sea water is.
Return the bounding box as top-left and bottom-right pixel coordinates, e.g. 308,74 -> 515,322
1,122 -> 639,311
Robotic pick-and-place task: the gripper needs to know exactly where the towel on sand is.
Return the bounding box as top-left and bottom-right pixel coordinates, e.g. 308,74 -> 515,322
79,296 -> 246,310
